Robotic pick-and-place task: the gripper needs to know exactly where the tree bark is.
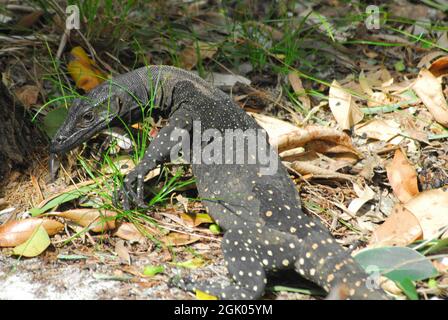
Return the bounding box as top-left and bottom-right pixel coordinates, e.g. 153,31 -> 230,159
0,81 -> 45,189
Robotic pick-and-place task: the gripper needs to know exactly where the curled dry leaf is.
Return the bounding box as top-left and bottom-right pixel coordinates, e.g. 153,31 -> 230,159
289,160 -> 354,181
0,218 -> 63,247
413,68 -> 448,127
276,125 -> 358,155
386,149 -> 419,203
404,188 -> 448,240
329,80 -> 364,130
428,56 -> 448,78
369,203 -> 423,247
249,112 -> 299,146
49,209 -> 117,233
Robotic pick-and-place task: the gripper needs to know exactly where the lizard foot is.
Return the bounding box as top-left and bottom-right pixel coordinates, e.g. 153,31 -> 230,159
118,169 -> 148,210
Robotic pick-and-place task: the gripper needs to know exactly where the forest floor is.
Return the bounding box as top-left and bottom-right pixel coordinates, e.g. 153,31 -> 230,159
0,0 -> 447,300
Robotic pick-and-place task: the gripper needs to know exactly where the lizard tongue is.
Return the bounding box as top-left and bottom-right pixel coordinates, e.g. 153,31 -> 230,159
49,153 -> 59,182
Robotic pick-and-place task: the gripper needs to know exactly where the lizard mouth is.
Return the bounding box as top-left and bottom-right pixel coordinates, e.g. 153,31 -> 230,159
49,121 -> 108,154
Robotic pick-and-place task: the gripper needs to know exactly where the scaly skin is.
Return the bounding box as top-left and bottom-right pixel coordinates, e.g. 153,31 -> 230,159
50,65 -> 388,300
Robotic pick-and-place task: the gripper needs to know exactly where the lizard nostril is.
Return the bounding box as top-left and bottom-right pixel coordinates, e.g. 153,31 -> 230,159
54,136 -> 64,144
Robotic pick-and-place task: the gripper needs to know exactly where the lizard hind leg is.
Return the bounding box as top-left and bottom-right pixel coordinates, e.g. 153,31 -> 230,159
180,228 -> 267,300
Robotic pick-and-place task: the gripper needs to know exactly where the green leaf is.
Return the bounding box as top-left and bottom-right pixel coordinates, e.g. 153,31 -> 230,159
396,278 -> 418,300
209,224 -> 221,234
394,60 -> 406,72
143,265 -> 164,276
173,257 -> 205,269
43,108 -> 68,138
354,246 -> 438,283
13,225 -> 50,257
29,184 -> 97,216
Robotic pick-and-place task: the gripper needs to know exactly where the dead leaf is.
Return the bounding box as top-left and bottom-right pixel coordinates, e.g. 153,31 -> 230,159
161,232 -> 200,246
329,80 -> 364,130
428,56 -> 448,78
355,119 -> 402,143
203,72 -> 251,87
179,41 -> 217,70
289,161 -> 354,181
16,10 -> 43,28
14,85 -> 39,107
113,222 -> 145,242
413,68 -> 448,127
288,72 -> 311,110
67,46 -> 106,91
348,183 -> 375,215
0,218 -> 63,247
369,203 -> 423,247
180,213 -> 214,227
49,209 -> 117,233
276,125 -> 358,155
404,188 -> 448,240
115,240 -> 131,265
249,112 -> 299,146
386,149 -> 419,203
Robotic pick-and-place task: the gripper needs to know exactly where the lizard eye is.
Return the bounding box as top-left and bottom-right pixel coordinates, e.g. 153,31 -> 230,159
82,111 -> 94,123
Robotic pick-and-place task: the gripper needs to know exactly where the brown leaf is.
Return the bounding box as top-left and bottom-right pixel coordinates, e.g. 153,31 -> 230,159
288,72 -> 311,110
354,119 -> 402,143
179,42 -> 217,70
113,222 -> 145,242
404,188 -> 448,240
386,149 -> 419,203
50,209 -> 117,233
16,10 -> 43,28
14,85 -> 39,107
161,232 -> 200,246
180,213 -> 214,227
329,80 -> 364,130
249,112 -> 299,146
413,68 -> 448,127
276,125 -> 359,155
369,203 -> 423,247
0,218 -> 63,247
428,56 -> 448,78
115,240 -> 131,265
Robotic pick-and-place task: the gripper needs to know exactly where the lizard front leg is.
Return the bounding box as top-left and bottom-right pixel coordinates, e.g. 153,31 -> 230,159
119,108 -> 193,210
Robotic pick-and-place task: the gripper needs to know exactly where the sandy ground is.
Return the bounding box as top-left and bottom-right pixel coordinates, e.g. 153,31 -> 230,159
0,254 -> 197,300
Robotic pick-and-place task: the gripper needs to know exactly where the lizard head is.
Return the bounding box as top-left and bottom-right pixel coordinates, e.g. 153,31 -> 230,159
50,81 -> 139,154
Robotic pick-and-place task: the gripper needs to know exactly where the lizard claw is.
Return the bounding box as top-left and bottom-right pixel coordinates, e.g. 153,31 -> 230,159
118,170 -> 148,210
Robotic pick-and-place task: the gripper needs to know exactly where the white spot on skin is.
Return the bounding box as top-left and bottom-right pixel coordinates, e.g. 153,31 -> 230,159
282,259 -> 289,267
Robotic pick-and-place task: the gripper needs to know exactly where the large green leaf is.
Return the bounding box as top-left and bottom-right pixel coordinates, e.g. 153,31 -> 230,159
354,246 -> 438,282
43,107 -> 68,138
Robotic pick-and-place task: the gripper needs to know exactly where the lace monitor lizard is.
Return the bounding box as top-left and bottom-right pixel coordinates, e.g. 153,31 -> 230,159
50,65 -> 387,300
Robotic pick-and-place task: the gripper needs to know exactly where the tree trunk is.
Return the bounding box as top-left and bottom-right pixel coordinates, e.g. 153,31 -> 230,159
0,81 -> 45,189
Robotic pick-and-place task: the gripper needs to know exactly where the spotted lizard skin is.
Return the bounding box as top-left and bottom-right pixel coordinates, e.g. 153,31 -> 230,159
51,65 -> 388,300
